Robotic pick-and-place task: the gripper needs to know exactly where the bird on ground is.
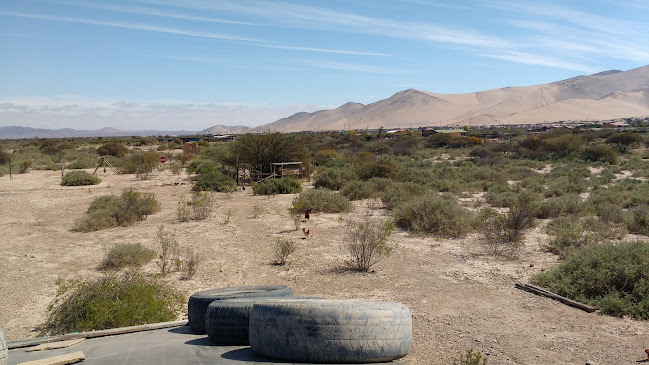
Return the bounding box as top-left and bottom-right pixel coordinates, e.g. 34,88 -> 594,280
305,210 -> 311,221
302,227 -> 310,237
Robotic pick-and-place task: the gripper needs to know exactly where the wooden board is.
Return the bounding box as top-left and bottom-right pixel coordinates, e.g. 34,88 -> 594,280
25,339 -> 85,352
17,351 -> 85,365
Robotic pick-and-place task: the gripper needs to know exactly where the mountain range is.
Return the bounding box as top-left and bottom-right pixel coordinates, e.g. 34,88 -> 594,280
2,65 -> 648,138
259,64 -> 649,132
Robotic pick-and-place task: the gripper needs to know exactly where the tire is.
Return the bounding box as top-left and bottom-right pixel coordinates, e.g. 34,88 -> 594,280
249,300 -> 412,363
187,285 -> 294,334
0,328 -> 7,365
205,297 -> 323,345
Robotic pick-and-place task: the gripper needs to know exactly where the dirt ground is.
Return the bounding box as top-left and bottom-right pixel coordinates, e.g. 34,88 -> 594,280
1,169 -> 647,364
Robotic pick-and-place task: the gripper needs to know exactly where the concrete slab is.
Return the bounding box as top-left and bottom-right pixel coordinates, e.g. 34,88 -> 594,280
8,326 -> 401,365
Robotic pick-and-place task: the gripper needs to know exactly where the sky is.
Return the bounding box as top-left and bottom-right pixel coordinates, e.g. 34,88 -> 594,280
1,0 -> 648,131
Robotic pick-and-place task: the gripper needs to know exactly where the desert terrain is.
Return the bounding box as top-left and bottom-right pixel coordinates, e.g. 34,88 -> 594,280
1,168 -> 648,364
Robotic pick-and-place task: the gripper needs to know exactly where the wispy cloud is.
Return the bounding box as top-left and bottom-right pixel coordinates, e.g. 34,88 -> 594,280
0,10 -> 387,57
137,0 -> 620,72
480,51 -> 599,73
0,11 -> 263,42
51,0 -> 267,27
306,61 -> 396,73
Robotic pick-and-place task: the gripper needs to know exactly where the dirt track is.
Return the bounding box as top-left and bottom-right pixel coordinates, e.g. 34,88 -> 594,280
1,169 -> 647,364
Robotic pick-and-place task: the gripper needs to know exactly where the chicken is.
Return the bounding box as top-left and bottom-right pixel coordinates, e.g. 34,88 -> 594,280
302,227 -> 310,237
304,210 -> 311,221
645,348 -> 649,360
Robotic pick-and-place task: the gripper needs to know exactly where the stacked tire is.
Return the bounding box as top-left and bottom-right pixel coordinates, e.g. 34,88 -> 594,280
0,328 -> 8,365
187,285 -> 294,334
248,299 -> 412,363
205,297 -> 321,346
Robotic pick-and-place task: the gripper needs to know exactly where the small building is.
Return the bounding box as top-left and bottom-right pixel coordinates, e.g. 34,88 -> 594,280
214,134 -> 237,141
602,121 -> 629,128
427,129 -> 467,137
271,162 -> 304,179
184,142 -> 198,155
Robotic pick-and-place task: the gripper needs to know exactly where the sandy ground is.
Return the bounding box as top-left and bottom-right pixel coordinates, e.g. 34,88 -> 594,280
1,169 -> 648,364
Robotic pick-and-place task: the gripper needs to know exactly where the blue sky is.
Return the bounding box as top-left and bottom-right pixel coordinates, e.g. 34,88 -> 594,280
1,0 -> 648,131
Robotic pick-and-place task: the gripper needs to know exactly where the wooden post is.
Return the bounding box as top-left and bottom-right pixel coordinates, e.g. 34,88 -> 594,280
60,156 -> 64,177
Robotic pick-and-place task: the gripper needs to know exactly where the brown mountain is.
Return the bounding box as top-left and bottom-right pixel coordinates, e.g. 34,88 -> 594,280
261,102 -> 364,132
260,65 -> 649,132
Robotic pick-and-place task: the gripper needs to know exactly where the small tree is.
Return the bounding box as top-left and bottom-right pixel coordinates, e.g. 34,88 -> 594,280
344,218 -> 395,272
606,132 -> 643,153
97,142 -> 128,157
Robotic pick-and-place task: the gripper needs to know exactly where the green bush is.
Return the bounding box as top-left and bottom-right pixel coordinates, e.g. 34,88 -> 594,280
340,179 -> 390,201
61,171 -> 101,186
381,182 -> 426,211
75,189 -> 161,232
625,205 -> 649,235
606,132 -> 643,153
40,272 -> 184,335
534,194 -> 584,219
479,202 -> 534,253
98,243 -> 157,270
313,167 -> 357,190
17,160 -> 32,173
544,216 -> 596,257
121,151 -> 160,179
583,145 -> 618,164
292,188 -> 353,213
252,177 -> 302,195
97,142 -> 128,157
533,241 -> 649,320
393,195 -> 474,237
426,133 -> 451,148
191,169 -> 236,192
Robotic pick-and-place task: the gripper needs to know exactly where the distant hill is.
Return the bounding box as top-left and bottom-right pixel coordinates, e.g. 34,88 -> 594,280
200,124 -> 251,135
260,102 -> 364,132
258,65 -> 649,132
0,126 -> 199,139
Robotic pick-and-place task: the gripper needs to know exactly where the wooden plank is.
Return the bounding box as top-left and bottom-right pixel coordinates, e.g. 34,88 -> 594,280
9,320 -> 187,349
17,351 -> 85,365
25,339 -> 85,352
515,283 -> 596,313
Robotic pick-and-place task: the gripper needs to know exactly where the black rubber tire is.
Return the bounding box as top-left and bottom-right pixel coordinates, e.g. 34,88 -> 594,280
205,297 -> 323,345
249,299 -> 412,363
0,328 -> 7,365
187,285 -> 294,334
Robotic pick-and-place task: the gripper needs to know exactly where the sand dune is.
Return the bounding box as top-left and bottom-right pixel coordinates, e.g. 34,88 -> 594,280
260,65 -> 649,132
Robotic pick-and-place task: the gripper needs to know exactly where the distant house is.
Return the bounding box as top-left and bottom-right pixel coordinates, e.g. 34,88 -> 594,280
179,137 -> 201,143
425,129 -> 467,137
602,121 -> 629,128
214,134 -> 237,141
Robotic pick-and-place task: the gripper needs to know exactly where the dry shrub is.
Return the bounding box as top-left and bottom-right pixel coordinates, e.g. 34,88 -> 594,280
98,243 -> 156,271
61,171 -> 101,186
273,238 -> 296,266
343,218 -> 395,272
75,189 -> 160,232
40,272 -> 184,335
182,248 -> 201,279
393,195 -> 474,238
157,225 -> 180,275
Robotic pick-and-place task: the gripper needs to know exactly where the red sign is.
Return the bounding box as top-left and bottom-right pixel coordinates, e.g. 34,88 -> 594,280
160,156 -> 166,164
